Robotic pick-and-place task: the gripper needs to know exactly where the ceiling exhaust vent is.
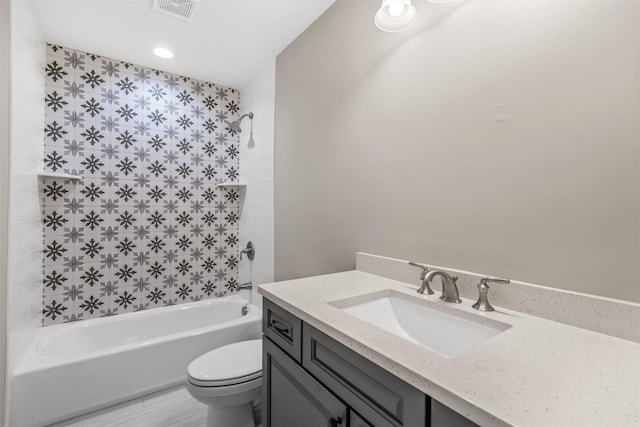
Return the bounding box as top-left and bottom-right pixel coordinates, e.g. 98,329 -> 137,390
152,0 -> 199,21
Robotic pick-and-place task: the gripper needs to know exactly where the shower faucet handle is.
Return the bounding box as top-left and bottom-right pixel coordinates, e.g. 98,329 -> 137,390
240,241 -> 255,261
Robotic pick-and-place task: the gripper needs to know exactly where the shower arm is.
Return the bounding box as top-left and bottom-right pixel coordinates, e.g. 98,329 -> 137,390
238,112 -> 253,122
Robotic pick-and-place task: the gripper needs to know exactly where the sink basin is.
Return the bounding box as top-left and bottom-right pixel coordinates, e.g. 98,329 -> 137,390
334,291 -> 511,358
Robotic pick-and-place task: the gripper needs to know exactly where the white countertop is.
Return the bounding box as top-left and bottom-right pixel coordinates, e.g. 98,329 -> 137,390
258,270 -> 640,427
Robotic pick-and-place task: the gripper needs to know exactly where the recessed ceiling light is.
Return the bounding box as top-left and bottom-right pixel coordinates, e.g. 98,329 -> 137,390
153,47 -> 174,59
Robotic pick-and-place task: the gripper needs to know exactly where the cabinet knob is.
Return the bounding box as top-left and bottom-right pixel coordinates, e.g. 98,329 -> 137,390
330,416 -> 342,426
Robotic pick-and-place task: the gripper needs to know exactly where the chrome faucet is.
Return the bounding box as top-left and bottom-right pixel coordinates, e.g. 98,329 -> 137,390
422,270 -> 462,303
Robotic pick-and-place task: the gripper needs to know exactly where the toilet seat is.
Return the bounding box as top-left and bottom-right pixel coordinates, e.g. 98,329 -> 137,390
188,371 -> 261,388
188,339 -> 262,387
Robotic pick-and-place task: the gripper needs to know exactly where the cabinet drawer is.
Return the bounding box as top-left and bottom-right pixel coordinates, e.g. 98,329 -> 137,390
263,298 -> 302,363
303,323 -> 427,427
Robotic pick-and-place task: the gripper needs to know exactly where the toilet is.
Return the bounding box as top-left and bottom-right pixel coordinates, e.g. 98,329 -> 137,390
186,339 -> 263,427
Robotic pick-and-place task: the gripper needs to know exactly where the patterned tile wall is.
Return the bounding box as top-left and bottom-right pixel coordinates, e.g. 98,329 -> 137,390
41,44 -> 241,326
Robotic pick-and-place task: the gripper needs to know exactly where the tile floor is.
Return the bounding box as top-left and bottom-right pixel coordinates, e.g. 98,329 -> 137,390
50,386 -> 207,427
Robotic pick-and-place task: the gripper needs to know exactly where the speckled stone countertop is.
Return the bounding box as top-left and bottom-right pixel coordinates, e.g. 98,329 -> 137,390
258,271 -> 640,427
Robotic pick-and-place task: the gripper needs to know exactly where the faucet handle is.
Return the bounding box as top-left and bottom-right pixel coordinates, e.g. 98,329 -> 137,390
481,277 -> 510,285
472,276 -> 510,312
408,262 -> 428,280
409,262 -> 435,295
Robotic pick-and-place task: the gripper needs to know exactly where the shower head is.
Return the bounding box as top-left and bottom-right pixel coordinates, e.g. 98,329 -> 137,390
227,112 -> 253,134
228,121 -> 241,133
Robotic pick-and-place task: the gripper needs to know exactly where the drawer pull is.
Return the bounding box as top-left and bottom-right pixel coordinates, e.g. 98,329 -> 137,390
270,319 -> 291,336
330,417 -> 342,426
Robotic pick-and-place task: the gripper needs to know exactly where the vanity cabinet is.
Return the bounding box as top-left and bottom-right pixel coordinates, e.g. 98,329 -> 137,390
262,298 -> 480,427
263,337 -> 348,426
302,324 -> 426,426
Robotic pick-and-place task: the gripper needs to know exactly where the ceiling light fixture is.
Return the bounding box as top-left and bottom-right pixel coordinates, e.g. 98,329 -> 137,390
153,47 -> 174,59
375,0 -> 417,32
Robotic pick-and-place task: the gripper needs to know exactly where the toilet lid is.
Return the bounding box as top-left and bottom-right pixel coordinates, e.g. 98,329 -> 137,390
188,339 -> 262,387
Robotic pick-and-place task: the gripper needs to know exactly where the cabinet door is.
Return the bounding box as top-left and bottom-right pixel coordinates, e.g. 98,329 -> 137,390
431,400 -> 480,427
350,409 -> 373,427
263,337 -> 347,427
303,324 -> 427,427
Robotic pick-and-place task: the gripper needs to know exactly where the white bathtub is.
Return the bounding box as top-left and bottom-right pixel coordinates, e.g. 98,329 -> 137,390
11,294 -> 261,427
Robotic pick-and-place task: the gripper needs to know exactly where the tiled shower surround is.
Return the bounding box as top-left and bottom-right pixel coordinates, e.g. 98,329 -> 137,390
41,44 -> 242,326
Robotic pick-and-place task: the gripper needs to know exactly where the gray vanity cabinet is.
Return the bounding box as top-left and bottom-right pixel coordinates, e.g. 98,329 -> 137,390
263,337 -> 347,427
431,401 -> 479,427
262,298 -> 480,427
350,411 -> 373,427
302,324 -> 426,427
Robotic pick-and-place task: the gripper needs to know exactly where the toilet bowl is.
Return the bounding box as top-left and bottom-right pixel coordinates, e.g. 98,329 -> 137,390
186,339 -> 262,427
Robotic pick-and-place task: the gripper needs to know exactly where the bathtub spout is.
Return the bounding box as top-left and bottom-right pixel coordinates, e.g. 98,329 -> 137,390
237,282 -> 253,290
236,282 -> 253,316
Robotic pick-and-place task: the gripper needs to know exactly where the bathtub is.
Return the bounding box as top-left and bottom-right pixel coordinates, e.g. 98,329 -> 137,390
11,294 -> 261,427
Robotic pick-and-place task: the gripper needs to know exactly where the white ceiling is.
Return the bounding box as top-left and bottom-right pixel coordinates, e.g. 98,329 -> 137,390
32,0 -> 335,89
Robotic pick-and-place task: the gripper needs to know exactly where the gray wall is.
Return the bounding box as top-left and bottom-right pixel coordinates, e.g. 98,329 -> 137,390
274,0 -> 640,302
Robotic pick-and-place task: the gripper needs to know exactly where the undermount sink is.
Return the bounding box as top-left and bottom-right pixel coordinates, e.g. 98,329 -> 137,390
333,291 -> 511,358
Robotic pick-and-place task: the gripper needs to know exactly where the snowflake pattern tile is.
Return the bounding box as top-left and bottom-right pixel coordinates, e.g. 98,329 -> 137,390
42,45 -> 241,326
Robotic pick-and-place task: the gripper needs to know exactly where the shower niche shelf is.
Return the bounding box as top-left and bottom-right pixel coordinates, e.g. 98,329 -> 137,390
216,180 -> 247,217
38,172 -> 82,181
